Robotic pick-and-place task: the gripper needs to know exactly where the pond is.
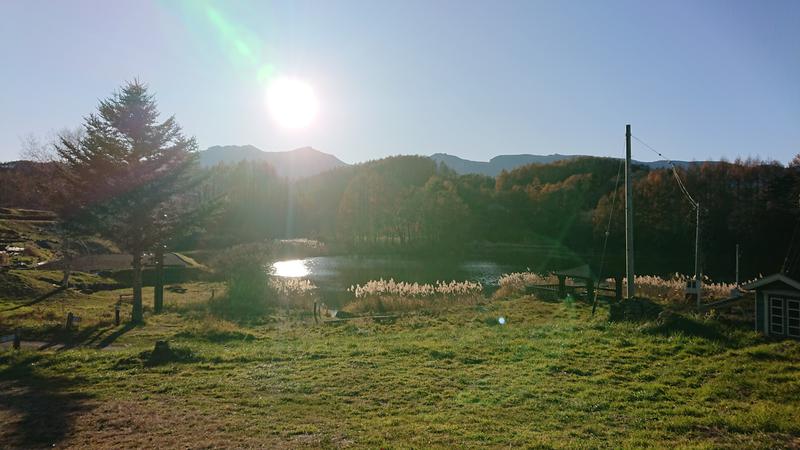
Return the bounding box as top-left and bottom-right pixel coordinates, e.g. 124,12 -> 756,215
269,254 -> 574,307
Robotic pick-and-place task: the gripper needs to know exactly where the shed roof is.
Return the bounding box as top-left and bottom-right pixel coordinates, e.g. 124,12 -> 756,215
741,273 -> 800,291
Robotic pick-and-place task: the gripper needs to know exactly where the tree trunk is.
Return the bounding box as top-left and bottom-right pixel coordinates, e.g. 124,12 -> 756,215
60,234 -> 71,288
154,247 -> 165,313
131,251 -> 143,323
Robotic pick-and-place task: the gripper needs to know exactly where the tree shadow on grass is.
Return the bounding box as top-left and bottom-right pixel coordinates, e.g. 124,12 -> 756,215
96,322 -> 137,349
643,313 -> 730,343
29,321 -> 135,351
610,298 -> 731,344
0,286 -> 67,312
56,322 -> 121,350
608,298 -> 664,322
0,354 -> 93,447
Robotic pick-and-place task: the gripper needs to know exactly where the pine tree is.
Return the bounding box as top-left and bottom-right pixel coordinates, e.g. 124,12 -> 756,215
55,80 -> 199,323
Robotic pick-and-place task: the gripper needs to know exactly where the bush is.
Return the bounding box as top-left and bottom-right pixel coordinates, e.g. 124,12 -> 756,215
269,277 -> 317,309
210,242 -> 275,317
611,274 -> 735,303
494,272 -> 557,298
343,278 -> 484,314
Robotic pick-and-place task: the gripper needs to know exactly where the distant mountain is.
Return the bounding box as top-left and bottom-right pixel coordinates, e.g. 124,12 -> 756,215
430,153 -> 707,176
197,146 -> 708,179
199,145 -> 347,179
430,153 -> 578,176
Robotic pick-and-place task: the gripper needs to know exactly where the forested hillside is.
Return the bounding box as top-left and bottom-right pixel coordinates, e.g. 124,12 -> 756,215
3,154 -> 798,281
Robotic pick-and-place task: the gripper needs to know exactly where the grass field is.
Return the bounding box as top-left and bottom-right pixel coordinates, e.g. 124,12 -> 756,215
1,274 -> 799,448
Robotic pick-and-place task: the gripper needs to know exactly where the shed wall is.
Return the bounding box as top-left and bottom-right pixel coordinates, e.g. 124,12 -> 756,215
755,291 -> 766,334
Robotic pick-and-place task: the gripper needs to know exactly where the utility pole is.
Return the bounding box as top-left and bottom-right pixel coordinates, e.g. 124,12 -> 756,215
695,202 -> 701,307
625,124 -> 635,299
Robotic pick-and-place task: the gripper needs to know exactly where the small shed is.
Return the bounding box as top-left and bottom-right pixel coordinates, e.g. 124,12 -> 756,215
742,273 -> 800,339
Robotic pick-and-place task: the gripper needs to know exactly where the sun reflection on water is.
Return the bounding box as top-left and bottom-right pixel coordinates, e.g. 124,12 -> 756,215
272,259 -> 310,278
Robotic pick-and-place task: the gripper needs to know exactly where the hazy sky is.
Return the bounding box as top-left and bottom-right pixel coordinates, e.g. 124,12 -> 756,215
2,0 -> 799,164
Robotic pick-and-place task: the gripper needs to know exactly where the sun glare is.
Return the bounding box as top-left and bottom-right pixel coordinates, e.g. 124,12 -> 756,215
272,259 -> 310,278
266,77 -> 319,129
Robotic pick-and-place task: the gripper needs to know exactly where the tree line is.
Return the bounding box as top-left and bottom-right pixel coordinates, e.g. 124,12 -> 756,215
188,156 -> 798,282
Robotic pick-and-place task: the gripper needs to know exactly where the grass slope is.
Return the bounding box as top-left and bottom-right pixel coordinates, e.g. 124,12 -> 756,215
0,208 -> 119,269
1,283 -> 799,448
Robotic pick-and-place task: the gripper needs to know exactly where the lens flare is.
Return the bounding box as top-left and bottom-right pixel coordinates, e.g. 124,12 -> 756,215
266,77 -> 319,129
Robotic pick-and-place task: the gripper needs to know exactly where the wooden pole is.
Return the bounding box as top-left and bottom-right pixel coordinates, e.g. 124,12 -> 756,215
625,124 -> 635,299
695,202 -> 701,307
154,246 -> 165,313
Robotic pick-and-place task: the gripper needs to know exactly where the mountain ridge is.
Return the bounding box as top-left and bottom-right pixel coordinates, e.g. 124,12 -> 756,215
429,152 -> 707,176
199,145 -> 347,179
197,145 -> 712,180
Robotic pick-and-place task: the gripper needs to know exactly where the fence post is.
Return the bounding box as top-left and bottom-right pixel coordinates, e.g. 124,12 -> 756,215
115,302 -> 121,326
13,329 -> 20,350
65,312 -> 74,330
558,275 -> 566,298
614,275 -> 623,303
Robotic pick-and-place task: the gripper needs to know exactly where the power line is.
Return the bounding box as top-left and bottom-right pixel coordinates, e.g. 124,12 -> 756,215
593,156 -> 624,315
631,133 -> 703,298
782,217 -> 800,274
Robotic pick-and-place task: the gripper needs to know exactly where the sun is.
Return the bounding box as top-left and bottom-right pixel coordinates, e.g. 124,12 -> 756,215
266,77 -> 319,130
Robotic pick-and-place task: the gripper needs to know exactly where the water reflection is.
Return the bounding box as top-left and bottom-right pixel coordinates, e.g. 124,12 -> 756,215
269,254 -> 580,307
272,259 -> 310,277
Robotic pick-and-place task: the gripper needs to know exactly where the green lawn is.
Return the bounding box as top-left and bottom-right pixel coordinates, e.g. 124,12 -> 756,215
1,277 -> 799,448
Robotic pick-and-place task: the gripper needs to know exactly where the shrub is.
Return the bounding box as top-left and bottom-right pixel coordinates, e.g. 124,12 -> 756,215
210,242 -> 274,317
22,246 -> 43,258
269,277 -> 317,309
343,278 -> 484,314
612,274 -> 735,303
349,278 -> 482,299
495,272 -> 557,298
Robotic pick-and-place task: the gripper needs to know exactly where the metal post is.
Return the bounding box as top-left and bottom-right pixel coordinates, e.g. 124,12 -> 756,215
625,125 -> 635,299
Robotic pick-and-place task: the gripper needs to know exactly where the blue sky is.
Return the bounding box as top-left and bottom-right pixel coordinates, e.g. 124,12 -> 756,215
1,0 -> 798,164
